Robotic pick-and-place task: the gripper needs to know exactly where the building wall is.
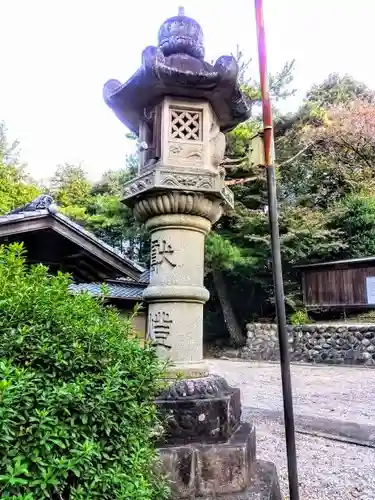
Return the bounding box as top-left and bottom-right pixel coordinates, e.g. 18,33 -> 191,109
111,301 -> 147,345
302,265 -> 375,307
131,311 -> 147,340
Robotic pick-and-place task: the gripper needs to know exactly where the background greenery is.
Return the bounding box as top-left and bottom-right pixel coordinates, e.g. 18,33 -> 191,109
2,57 -> 375,346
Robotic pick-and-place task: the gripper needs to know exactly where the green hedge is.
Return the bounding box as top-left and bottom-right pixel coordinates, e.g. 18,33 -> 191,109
0,243 -> 169,499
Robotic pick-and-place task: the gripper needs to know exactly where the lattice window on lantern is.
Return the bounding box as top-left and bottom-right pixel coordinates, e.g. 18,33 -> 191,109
169,108 -> 203,141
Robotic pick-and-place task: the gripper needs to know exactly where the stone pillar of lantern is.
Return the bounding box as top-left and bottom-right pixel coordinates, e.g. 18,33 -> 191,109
103,9 -> 282,499
128,96 -> 232,377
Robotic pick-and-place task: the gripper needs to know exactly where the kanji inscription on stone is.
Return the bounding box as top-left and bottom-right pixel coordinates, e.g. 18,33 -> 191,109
150,239 -> 176,271
147,311 -> 173,349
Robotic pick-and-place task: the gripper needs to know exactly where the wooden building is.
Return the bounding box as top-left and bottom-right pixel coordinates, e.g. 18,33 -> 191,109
0,195 -> 149,337
297,257 -> 375,309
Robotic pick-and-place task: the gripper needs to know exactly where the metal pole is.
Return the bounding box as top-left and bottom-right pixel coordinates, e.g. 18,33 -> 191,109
254,1 -> 300,499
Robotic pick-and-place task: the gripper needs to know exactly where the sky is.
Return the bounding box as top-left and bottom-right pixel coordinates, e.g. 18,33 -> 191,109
1,0 -> 375,183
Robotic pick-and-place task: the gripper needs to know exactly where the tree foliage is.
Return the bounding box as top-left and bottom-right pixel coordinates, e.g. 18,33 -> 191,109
330,193 -> 375,258
206,68 -> 375,330
0,122 -> 39,215
2,68 -> 375,340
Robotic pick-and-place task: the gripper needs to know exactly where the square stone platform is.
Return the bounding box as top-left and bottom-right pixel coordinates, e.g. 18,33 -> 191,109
222,460 -> 282,500
159,422 -> 282,499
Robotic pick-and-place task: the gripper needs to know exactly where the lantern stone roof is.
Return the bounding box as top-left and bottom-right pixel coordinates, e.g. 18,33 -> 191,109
103,9 -> 251,134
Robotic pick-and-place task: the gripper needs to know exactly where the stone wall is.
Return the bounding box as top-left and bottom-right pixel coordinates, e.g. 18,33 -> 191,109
243,323 -> 375,366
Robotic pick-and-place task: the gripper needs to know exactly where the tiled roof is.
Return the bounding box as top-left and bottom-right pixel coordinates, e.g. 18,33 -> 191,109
139,268 -> 150,284
54,211 -> 145,273
69,280 -> 147,300
0,209 -> 48,225
1,196 -> 151,299
0,197 -> 145,274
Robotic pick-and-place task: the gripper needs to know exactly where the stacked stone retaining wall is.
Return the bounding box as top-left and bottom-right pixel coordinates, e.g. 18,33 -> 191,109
243,323 -> 375,366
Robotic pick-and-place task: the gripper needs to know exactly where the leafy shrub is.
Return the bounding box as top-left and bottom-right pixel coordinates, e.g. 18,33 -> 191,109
348,309 -> 375,324
0,243 -> 169,499
290,309 -> 312,325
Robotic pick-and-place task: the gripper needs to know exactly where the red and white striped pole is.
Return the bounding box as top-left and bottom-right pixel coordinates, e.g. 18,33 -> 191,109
254,1 -> 300,499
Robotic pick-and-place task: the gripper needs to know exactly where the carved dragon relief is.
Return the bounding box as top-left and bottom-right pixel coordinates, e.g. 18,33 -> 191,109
221,185 -> 235,208
168,142 -> 204,165
123,168 -> 228,201
161,173 -> 213,189
123,173 -> 154,197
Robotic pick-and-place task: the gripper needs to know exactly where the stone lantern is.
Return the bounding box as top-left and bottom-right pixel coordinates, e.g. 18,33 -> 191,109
104,8 -> 281,499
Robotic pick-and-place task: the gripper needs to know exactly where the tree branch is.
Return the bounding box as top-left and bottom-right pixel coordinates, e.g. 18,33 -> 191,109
223,156 -> 248,165
277,142 -> 315,168
337,135 -> 374,170
226,176 -> 258,186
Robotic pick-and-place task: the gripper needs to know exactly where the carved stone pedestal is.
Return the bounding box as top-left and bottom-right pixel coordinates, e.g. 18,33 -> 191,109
156,375 -> 282,499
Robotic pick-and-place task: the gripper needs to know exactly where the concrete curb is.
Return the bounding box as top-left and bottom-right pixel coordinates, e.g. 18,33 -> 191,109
243,406 -> 375,449
209,356 -> 375,370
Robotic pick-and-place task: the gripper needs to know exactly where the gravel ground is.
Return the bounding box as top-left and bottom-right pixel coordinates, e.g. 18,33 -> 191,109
208,360 -> 375,424
207,360 -> 375,499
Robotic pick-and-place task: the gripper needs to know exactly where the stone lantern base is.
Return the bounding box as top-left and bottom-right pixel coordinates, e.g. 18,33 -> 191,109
156,375 -> 282,499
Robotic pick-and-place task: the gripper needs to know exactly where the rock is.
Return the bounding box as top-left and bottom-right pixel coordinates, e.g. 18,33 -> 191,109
302,325 -> 313,332
240,349 -> 251,359
349,335 -> 359,346
344,349 -> 355,360
330,349 -> 341,358
310,349 -> 320,358
243,321 -> 375,365
220,349 -> 240,359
